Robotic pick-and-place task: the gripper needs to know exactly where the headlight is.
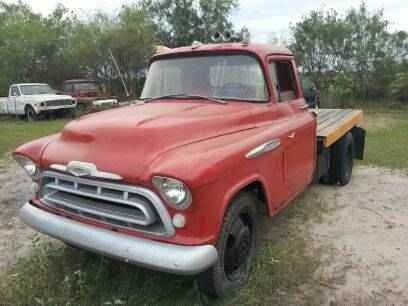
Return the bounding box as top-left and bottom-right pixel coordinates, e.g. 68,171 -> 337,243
13,155 -> 40,180
152,176 -> 192,210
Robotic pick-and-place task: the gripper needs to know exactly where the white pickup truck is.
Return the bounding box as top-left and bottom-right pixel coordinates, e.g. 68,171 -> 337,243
0,83 -> 77,120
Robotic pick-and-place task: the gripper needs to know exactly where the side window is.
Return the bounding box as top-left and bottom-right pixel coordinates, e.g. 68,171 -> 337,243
269,61 -> 298,102
10,86 -> 20,96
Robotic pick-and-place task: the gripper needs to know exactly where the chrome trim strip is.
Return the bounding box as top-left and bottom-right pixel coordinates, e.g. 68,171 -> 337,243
246,139 -> 281,159
41,171 -> 175,237
44,183 -> 156,225
43,192 -> 155,226
20,203 -> 217,275
50,162 -> 123,181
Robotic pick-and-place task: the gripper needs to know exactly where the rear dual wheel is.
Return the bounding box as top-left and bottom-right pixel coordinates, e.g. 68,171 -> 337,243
322,132 -> 354,186
198,192 -> 257,297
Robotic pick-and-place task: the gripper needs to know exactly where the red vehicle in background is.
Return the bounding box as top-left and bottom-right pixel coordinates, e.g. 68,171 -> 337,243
62,79 -> 118,111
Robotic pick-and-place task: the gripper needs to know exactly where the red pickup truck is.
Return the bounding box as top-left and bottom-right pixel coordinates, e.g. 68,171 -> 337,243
14,42 -> 365,297
62,79 -> 118,111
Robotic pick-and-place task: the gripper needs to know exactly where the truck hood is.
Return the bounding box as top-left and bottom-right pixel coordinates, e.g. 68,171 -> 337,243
28,94 -> 73,101
41,100 -> 258,181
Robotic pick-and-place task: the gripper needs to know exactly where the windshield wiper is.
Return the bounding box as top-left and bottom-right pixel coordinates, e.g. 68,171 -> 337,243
141,93 -> 228,104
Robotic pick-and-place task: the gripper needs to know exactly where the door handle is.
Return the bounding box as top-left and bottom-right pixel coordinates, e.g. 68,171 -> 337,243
299,104 -> 309,110
288,132 -> 296,139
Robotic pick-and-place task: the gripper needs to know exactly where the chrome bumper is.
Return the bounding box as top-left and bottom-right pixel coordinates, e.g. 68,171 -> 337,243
20,203 -> 218,275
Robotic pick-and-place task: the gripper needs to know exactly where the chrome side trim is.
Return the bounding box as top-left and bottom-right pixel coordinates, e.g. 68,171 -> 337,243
20,203 -> 218,275
246,139 -> 281,159
50,161 -> 123,181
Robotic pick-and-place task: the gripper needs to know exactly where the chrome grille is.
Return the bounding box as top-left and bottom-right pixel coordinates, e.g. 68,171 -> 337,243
40,171 -> 175,237
45,100 -> 73,107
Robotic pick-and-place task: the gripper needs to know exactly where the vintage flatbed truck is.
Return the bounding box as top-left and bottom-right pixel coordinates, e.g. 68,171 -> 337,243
14,40 -> 365,297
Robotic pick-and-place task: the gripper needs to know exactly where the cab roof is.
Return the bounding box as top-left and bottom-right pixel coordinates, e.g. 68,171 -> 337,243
152,43 -> 293,60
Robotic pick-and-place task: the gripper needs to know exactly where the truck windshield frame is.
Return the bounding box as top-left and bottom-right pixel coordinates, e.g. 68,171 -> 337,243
20,84 -> 55,96
141,54 -> 270,103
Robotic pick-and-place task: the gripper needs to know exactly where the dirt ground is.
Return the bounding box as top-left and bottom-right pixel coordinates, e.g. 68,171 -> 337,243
309,167 -> 408,305
0,162 -> 49,272
0,162 -> 407,305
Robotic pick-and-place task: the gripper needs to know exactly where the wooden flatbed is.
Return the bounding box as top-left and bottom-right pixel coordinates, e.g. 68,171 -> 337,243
317,109 -> 364,148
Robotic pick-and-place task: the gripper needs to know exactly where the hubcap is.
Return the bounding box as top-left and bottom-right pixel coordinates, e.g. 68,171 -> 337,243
224,217 -> 252,280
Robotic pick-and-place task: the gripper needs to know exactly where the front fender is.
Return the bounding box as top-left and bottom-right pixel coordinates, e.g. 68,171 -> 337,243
141,127 -> 285,244
13,134 -> 60,164
143,128 -> 263,188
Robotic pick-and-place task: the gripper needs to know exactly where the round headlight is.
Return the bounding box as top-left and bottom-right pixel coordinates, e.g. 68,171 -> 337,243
152,176 -> 192,210
13,155 -> 40,180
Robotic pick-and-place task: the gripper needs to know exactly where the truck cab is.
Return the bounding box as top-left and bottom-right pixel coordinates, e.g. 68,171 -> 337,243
14,42 -> 364,297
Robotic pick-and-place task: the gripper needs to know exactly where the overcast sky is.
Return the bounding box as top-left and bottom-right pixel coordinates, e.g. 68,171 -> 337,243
5,0 -> 408,42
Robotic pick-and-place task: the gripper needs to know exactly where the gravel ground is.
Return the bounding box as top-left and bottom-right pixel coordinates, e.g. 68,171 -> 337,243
0,163 -> 407,305
0,161 -> 46,272
309,167 -> 408,305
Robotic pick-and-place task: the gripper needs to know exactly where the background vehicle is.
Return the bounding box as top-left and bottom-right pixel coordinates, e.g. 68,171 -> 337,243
0,83 -> 76,121
62,79 -> 118,111
15,40 -> 365,297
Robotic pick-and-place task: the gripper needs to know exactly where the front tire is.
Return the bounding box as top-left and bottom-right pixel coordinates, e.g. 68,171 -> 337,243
197,192 -> 257,297
25,105 -> 39,121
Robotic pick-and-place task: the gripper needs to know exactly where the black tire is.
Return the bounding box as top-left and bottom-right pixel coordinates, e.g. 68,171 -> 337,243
336,132 -> 354,186
325,132 -> 354,186
197,192 -> 257,297
319,148 -> 339,185
25,105 -> 39,121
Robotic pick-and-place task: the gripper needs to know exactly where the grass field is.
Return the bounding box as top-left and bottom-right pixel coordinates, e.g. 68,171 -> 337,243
361,110 -> 408,171
0,109 -> 406,305
0,118 -> 68,158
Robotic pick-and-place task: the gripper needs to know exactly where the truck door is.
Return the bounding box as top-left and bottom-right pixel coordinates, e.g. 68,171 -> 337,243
268,59 -> 316,197
7,86 -> 20,114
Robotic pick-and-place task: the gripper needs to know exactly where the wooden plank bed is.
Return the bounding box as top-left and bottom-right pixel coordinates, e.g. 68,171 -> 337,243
317,109 -> 364,148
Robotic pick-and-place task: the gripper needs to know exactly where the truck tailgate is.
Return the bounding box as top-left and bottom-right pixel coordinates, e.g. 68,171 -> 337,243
0,98 -> 8,114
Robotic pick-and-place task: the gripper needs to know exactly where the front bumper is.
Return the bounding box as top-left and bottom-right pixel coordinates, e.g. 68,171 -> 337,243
35,104 -> 76,113
20,203 -> 218,275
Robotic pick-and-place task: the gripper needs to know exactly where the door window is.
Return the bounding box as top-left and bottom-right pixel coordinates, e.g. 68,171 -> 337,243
10,86 -> 20,96
269,61 -> 298,102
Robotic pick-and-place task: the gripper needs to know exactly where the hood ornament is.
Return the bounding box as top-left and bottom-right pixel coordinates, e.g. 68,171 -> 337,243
67,161 -> 96,177
50,161 -> 123,180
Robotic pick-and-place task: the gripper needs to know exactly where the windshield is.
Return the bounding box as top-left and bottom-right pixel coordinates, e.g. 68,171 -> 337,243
73,82 -> 99,92
141,54 -> 268,102
20,84 -> 55,95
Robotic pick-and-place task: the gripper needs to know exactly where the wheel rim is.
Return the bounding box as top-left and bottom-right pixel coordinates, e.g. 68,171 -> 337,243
224,215 -> 253,281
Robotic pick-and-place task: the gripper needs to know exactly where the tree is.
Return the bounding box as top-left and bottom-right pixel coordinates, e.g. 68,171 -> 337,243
0,1 -> 155,97
290,9 -> 351,91
345,2 -> 390,98
291,1 -> 407,103
143,0 -> 238,47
